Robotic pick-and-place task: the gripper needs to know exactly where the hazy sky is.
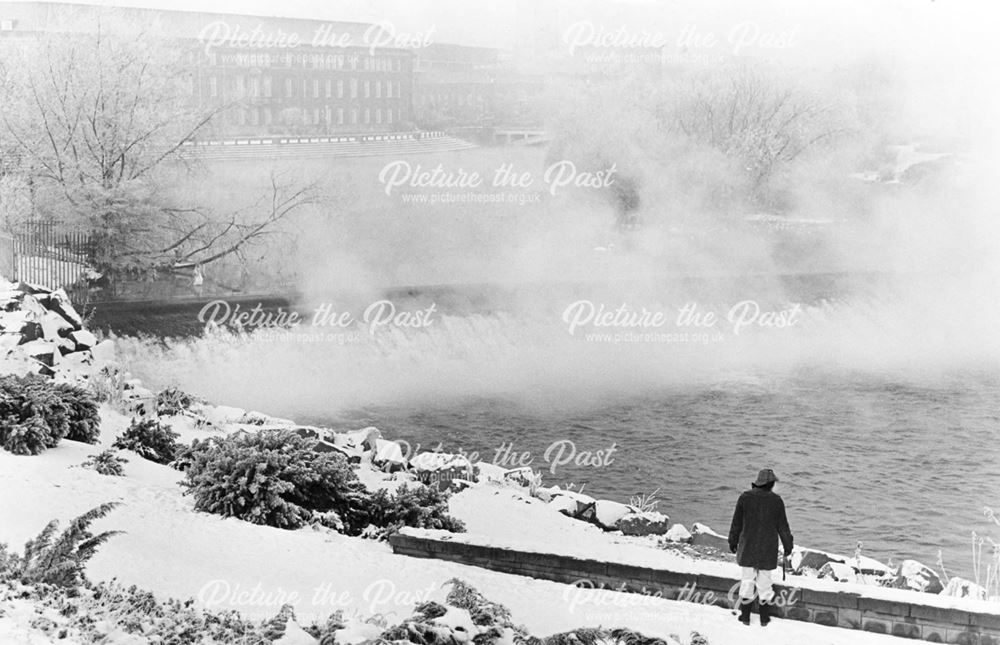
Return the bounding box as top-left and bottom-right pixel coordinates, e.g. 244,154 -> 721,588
5,0 -> 995,55
5,0 -> 997,139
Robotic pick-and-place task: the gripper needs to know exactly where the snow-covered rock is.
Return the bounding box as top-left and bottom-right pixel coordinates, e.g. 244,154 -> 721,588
473,461 -> 507,483
533,485 -> 560,502
333,620 -> 383,644
69,329 -> 98,349
940,577 -> 987,600
591,499 -> 633,530
91,339 -> 116,364
548,490 -> 596,519
501,466 -> 537,488
410,451 -> 472,473
373,438 -> 407,470
618,510 -> 671,536
432,606 -> 480,639
664,523 -> 693,543
819,561 -> 859,584
274,619 -> 318,644
39,310 -> 72,340
332,426 -> 381,452
690,522 -> 729,550
890,559 -> 944,594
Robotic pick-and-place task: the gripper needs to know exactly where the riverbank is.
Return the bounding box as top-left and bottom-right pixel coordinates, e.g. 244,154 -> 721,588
0,278 -> 994,644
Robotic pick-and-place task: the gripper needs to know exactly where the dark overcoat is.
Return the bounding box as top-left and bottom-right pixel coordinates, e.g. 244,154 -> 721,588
728,487 -> 794,570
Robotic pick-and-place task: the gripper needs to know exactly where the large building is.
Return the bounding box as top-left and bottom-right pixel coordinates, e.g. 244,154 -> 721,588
0,2 -> 415,137
412,43 -> 545,130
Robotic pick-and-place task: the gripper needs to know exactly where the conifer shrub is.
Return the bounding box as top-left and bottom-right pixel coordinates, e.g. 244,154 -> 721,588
361,484 -> 466,537
180,429 -> 369,532
81,450 -> 128,476
55,382 -> 101,443
0,374 -> 73,454
1,502 -> 122,588
112,418 -> 181,464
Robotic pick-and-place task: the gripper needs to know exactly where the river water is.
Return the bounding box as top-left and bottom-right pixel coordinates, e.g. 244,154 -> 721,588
116,273 -> 1000,579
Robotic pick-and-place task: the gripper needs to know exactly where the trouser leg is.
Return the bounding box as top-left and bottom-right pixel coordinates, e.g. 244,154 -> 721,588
756,568 -> 774,604
738,567 -> 757,601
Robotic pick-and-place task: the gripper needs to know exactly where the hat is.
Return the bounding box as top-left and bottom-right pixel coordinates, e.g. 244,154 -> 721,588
752,468 -> 779,487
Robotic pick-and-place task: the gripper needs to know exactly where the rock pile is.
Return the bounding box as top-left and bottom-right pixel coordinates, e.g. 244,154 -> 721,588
0,280 -> 114,383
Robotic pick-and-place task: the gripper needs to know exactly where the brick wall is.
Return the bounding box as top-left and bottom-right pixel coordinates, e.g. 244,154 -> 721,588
390,532 -> 1000,644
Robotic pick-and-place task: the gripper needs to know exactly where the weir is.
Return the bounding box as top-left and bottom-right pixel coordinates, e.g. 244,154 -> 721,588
389,529 -> 1000,644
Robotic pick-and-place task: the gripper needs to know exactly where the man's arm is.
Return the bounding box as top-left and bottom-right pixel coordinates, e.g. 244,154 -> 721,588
728,494 -> 744,553
777,496 -> 794,555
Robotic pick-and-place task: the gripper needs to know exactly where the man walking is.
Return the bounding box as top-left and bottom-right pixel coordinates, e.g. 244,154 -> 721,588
728,468 -> 794,626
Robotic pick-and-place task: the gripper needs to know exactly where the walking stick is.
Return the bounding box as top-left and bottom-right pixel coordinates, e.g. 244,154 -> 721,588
782,552 -> 788,581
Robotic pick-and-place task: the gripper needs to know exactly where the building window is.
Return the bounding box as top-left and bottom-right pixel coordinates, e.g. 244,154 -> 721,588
337,79 -> 344,98
394,81 -> 400,98
375,81 -> 381,98
364,80 -> 370,99
387,81 -> 393,99
313,79 -> 320,98
285,78 -> 294,98
376,108 -> 382,124
364,108 -> 370,124
235,75 -> 246,97
249,76 -> 260,97
351,108 -> 358,124
350,78 -> 357,98
337,108 -> 344,125
314,108 -> 320,124
387,108 -> 393,124
326,79 -> 332,98
263,76 -> 272,98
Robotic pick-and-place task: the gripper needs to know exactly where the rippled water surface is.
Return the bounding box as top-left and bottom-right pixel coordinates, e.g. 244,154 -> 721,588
311,369 -> 1000,577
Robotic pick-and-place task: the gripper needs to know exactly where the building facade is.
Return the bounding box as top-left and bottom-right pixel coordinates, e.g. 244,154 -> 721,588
0,2 -> 415,137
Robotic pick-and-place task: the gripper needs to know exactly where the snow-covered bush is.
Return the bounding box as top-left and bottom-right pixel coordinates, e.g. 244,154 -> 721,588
0,374 -> 75,454
81,449 -> 128,476
0,502 -> 121,588
0,374 -> 100,454
112,417 -> 181,464
155,386 -> 201,416
180,429 -> 369,532
362,484 -> 465,538
0,576 -> 277,644
55,382 -> 101,443
0,416 -> 53,455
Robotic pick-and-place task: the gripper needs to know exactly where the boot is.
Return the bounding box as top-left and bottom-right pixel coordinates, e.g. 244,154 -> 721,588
737,599 -> 752,625
759,600 -> 772,627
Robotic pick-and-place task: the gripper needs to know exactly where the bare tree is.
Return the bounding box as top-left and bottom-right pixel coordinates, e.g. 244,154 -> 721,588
0,10 -> 320,282
665,68 -> 844,206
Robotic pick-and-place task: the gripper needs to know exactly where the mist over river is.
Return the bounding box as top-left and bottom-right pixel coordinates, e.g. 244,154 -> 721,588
115,271 -> 1000,580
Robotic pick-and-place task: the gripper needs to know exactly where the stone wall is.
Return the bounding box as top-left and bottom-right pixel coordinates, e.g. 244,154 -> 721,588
389,532 -> 1000,644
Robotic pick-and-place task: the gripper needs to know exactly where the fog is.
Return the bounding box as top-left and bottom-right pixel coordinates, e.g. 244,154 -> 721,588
117,0 -> 1000,418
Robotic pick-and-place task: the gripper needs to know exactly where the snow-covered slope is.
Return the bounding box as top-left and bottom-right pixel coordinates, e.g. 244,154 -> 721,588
1,411 -> 910,645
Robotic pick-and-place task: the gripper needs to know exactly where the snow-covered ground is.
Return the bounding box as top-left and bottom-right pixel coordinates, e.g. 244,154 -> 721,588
0,408 -> 918,645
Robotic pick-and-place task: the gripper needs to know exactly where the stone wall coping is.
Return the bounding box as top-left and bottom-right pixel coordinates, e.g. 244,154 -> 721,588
394,528 -> 1000,617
